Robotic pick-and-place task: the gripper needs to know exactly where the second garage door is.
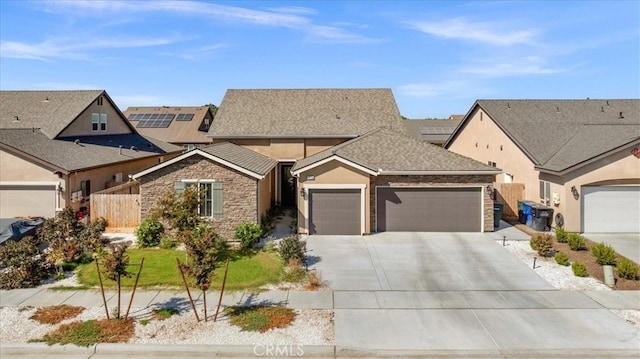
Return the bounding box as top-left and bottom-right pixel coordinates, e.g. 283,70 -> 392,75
309,189 -> 361,235
376,187 -> 482,232
582,186 -> 640,233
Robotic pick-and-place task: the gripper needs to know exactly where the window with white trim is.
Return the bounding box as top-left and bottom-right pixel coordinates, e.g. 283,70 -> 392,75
539,180 -> 551,206
175,180 -> 223,219
92,113 -> 107,131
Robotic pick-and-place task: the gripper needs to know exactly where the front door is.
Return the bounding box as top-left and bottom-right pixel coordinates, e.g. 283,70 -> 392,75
280,164 -> 296,207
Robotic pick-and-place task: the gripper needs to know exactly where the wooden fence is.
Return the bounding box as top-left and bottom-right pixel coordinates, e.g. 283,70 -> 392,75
495,183 -> 525,218
90,181 -> 141,230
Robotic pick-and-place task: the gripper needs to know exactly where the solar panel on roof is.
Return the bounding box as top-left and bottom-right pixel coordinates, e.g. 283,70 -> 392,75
136,118 -> 174,128
420,127 -> 456,135
176,113 -> 195,121
128,114 -> 139,121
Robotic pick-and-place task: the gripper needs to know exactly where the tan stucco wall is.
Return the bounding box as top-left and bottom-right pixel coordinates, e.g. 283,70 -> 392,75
258,170 -> 274,222
540,146 -> 640,232
0,149 -> 59,182
296,160 -> 371,234
59,97 -> 132,137
216,138 -> 347,160
447,108 -> 539,199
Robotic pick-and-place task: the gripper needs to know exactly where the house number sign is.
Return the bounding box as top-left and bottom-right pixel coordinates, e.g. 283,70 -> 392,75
632,148 -> 640,158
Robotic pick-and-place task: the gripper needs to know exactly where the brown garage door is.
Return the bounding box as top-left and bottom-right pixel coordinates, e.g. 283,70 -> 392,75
376,187 -> 481,232
309,189 -> 361,235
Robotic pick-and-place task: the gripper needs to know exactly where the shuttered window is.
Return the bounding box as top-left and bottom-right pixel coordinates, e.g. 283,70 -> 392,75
174,180 -> 223,219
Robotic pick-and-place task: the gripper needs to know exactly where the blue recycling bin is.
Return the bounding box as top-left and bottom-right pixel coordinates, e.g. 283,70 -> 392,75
523,201 -> 533,227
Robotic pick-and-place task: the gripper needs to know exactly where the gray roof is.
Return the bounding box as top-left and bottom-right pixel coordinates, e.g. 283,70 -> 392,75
200,142 -> 277,176
0,90 -> 120,139
293,127 -> 501,174
403,118 -> 462,144
208,89 -> 406,138
451,99 -> 640,173
0,129 -> 181,172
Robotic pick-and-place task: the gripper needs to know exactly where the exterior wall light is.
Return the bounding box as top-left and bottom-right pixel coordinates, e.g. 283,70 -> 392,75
571,185 -> 579,200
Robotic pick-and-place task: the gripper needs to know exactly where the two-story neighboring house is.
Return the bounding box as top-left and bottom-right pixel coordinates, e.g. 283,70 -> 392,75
445,99 -> 640,233
134,89 -> 501,239
123,106 -> 215,151
0,90 -> 182,218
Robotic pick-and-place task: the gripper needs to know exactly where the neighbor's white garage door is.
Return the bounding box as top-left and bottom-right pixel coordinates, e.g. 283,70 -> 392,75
582,186 -> 640,233
0,184 -> 58,218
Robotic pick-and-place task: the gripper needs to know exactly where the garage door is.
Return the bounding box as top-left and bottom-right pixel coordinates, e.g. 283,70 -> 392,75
0,184 -> 57,218
309,189 -> 361,235
582,186 -> 640,233
376,187 -> 482,232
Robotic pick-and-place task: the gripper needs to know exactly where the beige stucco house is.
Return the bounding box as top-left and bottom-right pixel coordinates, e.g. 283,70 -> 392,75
0,90 -> 182,219
445,99 -> 640,233
123,106 -> 215,151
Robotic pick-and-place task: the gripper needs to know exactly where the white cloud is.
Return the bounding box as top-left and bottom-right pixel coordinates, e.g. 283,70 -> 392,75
408,17 -> 538,46
398,79 -> 492,99
460,57 -> 572,77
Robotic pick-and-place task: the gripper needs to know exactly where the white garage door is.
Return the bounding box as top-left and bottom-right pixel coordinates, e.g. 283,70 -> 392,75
0,184 -> 58,218
582,186 -> 640,233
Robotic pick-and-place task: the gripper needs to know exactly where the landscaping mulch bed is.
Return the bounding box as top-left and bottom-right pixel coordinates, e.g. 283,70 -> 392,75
506,218 -> 640,290
29,305 -> 85,325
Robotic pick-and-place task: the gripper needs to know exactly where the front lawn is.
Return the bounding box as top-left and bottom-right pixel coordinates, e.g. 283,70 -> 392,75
76,249 -> 283,290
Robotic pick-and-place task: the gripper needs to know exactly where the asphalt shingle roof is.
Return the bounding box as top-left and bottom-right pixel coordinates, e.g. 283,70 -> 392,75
123,106 -> 213,144
200,142 -> 277,176
293,127 -> 501,174
0,130 -> 181,172
208,89 -> 406,138
470,99 -> 640,172
0,90 -> 106,139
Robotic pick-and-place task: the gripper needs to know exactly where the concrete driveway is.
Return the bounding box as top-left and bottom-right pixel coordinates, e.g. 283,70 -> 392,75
305,231 -> 640,357
583,233 -> 640,264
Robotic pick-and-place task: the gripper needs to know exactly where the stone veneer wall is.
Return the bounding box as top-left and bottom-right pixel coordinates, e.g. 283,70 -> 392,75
138,156 -> 258,240
371,175 -> 496,233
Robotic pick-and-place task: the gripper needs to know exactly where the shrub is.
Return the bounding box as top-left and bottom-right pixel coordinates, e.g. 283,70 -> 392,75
213,236 -> 230,262
135,218 -> 164,248
159,236 -> 177,250
278,235 -> 306,265
531,234 -> 554,257
555,251 -> 570,266
0,237 -> 51,289
617,259 -> 639,280
567,233 -> 586,251
555,227 -> 568,243
306,271 -> 323,290
529,237 -> 537,251
572,261 -> 588,277
234,222 -> 263,251
591,243 -> 617,265
281,265 -> 307,283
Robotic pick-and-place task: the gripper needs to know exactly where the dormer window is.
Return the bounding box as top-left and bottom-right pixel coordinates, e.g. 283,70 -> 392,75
97,96 -> 103,106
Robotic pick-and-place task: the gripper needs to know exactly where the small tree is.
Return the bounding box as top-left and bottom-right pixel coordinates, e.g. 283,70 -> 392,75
101,244 -> 132,319
278,235 -> 306,265
154,185 -> 203,233
182,224 -> 221,321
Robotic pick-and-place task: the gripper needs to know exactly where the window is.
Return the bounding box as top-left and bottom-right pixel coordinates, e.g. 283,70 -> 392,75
539,180 -> 551,206
175,180 -> 223,219
97,97 -> 103,106
100,114 -> 107,131
80,180 -> 91,201
114,173 -> 123,183
92,113 -> 107,131
487,161 -> 497,167
92,113 -> 99,131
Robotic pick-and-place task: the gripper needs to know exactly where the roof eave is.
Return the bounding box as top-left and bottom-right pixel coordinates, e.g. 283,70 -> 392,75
207,134 -> 358,139
292,155 -> 378,177
378,170 -> 503,176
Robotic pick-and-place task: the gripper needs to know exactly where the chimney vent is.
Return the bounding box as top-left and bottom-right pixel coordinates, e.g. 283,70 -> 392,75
618,112 -> 624,119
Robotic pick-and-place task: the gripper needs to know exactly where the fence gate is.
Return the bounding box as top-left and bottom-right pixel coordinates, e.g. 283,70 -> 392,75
495,183 -> 524,218
90,181 -> 141,230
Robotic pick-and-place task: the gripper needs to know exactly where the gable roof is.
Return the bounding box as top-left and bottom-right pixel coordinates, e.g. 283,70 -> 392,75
208,89 -> 406,138
0,90 -> 135,139
292,127 -> 501,175
446,99 -> 640,173
133,142 -> 277,180
0,130 -> 181,173
123,106 -> 213,144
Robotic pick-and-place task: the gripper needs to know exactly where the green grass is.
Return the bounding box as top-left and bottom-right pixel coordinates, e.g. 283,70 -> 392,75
34,319 -> 134,346
224,306 -> 296,332
77,248 -> 283,290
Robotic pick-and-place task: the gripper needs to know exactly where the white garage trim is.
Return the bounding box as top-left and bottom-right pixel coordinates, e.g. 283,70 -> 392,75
301,183 -> 366,235
375,185 -> 485,232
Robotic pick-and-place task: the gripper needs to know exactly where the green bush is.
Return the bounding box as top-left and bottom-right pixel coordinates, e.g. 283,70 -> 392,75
572,261 -> 588,277
0,237 -> 52,289
616,259 -> 639,280
159,236 -> 177,250
213,236 -> 230,262
555,227 -> 568,243
281,265 -> 307,283
531,234 -> 554,257
234,222 -> 263,251
567,233 -> 586,251
529,237 -> 537,251
555,251 -> 570,266
591,243 -> 617,265
278,235 -> 306,265
135,218 -> 164,248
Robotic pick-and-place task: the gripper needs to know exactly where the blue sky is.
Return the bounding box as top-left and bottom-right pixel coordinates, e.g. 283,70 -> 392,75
1,1 -> 638,118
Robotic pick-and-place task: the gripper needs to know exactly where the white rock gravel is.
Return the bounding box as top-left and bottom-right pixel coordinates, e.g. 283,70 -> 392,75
497,239 -> 640,329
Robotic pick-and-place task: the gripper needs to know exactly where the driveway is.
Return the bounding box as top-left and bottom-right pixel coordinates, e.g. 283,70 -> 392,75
583,233 -> 640,264
305,231 -> 640,357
